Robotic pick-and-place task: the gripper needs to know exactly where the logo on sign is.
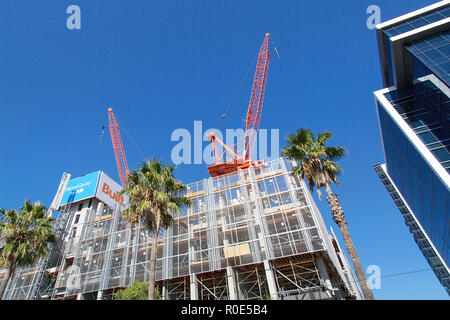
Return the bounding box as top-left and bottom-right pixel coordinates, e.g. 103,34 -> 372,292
102,183 -> 124,204
66,181 -> 91,192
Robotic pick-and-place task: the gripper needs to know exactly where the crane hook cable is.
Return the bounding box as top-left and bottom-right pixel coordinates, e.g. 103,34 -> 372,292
221,49 -> 259,120
272,40 -> 281,59
115,114 -> 147,162
99,125 -> 105,146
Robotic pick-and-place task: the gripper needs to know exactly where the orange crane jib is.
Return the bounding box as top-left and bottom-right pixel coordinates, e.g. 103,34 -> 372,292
108,108 -> 130,187
243,33 -> 270,161
207,33 -> 270,177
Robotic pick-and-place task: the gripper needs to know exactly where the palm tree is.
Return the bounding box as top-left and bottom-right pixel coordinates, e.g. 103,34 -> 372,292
0,200 -> 56,300
121,159 -> 191,300
282,128 -> 374,300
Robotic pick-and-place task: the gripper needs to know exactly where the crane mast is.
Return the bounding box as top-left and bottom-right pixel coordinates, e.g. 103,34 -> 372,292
243,33 -> 270,160
207,33 -> 271,177
108,108 -> 130,187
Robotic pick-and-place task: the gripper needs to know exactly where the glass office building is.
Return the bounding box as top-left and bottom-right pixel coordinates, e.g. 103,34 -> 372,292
0,158 -> 363,300
373,0 -> 450,295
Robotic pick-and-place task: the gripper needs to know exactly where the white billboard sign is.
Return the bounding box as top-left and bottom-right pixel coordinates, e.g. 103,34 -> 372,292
95,171 -> 129,211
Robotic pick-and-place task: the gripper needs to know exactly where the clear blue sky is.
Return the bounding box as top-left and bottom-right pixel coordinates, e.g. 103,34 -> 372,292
0,0 -> 447,299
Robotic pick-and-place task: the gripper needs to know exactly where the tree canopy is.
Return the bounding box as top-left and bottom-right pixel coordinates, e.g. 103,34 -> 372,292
114,281 -> 161,300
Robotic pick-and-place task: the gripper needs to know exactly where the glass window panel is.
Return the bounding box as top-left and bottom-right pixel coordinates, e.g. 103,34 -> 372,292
418,131 -> 438,144
432,147 -> 450,162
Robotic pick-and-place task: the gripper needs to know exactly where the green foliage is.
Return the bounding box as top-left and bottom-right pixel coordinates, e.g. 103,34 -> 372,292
282,128 -> 347,199
0,200 -> 56,298
120,159 -> 192,233
0,200 -> 56,268
114,281 -> 162,300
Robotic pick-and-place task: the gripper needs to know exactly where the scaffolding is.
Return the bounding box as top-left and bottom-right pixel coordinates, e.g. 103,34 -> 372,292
235,264 -> 270,300
197,271 -> 229,300
165,277 -> 190,300
1,158 -> 362,300
272,256 -> 326,300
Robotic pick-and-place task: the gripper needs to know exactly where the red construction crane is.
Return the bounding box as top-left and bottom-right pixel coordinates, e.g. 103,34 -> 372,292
207,33 -> 271,177
108,108 -> 130,187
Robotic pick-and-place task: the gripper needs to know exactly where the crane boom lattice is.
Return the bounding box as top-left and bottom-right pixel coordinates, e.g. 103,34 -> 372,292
243,33 -> 270,160
108,108 -> 129,187
207,33 -> 271,177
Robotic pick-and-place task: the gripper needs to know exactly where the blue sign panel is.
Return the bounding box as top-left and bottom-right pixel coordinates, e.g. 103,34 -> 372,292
60,171 -> 101,205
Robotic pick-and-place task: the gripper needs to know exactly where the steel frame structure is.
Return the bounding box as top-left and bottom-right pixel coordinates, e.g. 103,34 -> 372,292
1,158 -> 362,300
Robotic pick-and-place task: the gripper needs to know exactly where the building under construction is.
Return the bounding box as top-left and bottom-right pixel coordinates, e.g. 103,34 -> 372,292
0,34 -> 364,300
0,158 -> 363,300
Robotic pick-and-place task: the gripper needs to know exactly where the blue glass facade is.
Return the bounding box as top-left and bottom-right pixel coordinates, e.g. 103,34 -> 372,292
407,31 -> 450,86
380,5 -> 450,87
374,163 -> 450,294
377,102 -> 449,268
383,33 -> 395,86
383,80 -> 450,172
375,2 -> 450,295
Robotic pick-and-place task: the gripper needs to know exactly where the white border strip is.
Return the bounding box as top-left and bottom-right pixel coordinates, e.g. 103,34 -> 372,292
376,0 -> 450,30
391,17 -> 450,42
417,74 -> 450,98
374,85 -> 397,163
374,85 -> 450,189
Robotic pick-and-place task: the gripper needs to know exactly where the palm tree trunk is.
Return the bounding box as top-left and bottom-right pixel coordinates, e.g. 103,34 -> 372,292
326,193 -> 375,300
0,262 -> 16,300
148,231 -> 158,300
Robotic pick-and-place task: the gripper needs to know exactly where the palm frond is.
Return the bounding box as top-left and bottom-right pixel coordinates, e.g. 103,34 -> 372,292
325,146 -> 347,161
282,128 -> 346,198
0,200 -> 56,269
317,131 -> 332,145
120,159 -> 192,234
